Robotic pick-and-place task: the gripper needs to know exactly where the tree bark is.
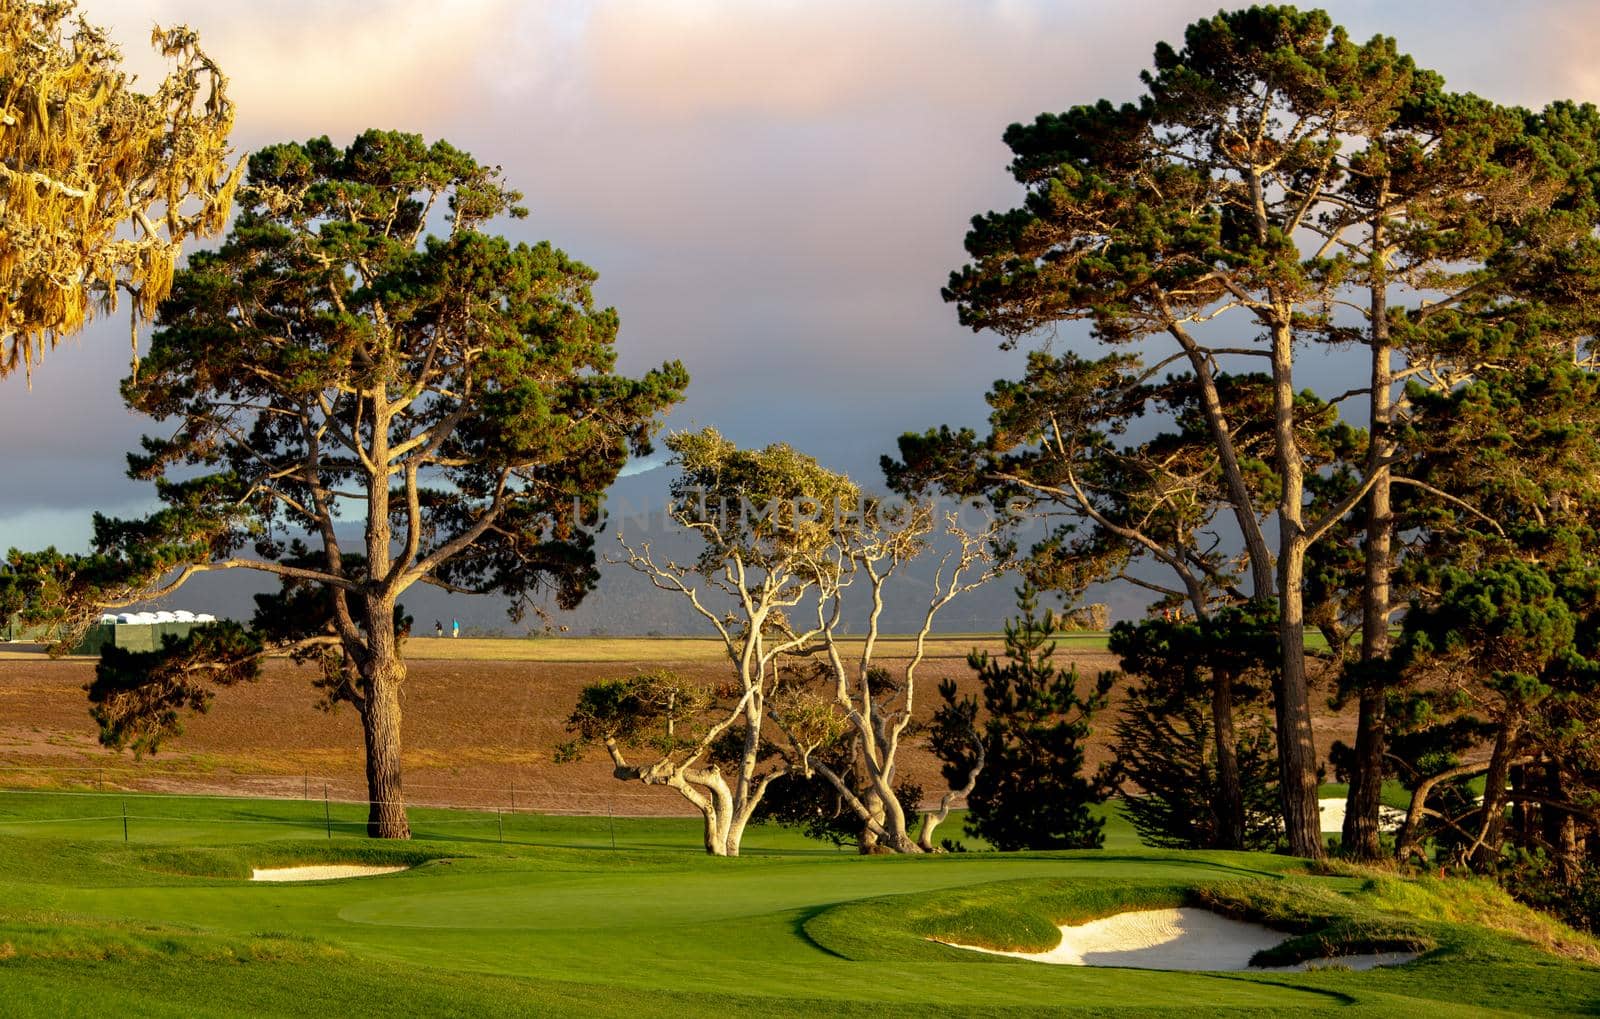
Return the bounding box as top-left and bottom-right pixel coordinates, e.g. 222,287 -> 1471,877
858,786 -> 886,855
1169,323 -> 1275,599
1542,761 -> 1581,886
357,383 -> 410,839
360,653 -> 410,839
1469,720 -> 1518,869
701,811 -> 727,856
1211,666 -> 1245,850
1271,321 -> 1324,859
1345,241 -> 1394,862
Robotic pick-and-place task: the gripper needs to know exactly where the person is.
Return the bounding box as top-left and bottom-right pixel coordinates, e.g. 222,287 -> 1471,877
451,618 -> 460,638
434,620 -> 443,638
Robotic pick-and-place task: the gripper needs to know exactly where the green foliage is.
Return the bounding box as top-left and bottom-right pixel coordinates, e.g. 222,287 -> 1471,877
958,588 -> 1114,851
1109,613 -> 1283,851
561,670 -> 711,759
914,0 -> 1600,863
1496,852 -> 1600,936
665,427 -> 863,573
7,132 -> 686,813
120,128 -> 686,622
85,623 -> 262,756
1377,354 -> 1600,875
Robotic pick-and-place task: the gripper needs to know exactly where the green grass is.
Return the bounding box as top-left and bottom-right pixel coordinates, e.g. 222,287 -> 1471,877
1317,781 -> 1414,812
0,790 -> 1595,1016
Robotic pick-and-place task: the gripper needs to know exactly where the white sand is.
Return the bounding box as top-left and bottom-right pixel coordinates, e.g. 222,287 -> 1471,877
1319,797 -> 1408,833
938,907 -> 1418,972
250,864 -> 409,882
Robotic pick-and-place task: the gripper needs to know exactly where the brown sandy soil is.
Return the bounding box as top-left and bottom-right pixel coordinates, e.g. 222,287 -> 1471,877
0,642 -> 1356,816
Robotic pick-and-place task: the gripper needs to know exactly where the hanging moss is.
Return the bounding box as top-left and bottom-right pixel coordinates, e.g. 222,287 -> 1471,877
0,1 -> 240,381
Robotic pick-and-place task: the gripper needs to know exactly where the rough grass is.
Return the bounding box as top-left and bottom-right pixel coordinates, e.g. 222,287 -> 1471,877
1189,880 -> 1435,965
1310,860 -> 1600,965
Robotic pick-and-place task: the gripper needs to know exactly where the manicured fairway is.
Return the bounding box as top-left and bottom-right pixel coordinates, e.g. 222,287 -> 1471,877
1,791 -> 1596,1016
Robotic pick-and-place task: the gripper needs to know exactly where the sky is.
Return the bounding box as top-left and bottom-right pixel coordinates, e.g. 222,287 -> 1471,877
4,0 -> 1600,625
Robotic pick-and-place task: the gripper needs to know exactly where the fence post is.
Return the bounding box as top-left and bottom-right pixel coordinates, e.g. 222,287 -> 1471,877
121,799 -> 128,843
608,798 -> 615,851
510,778 -> 516,815
303,775 -> 309,800
497,808 -> 503,844
324,785 -> 331,840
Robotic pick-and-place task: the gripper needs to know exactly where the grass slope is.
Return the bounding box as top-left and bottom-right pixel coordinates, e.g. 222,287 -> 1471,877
0,790 -> 1595,1016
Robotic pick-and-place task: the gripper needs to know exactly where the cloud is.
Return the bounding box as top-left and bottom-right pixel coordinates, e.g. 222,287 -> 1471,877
93,0 -> 532,144
12,0 -> 1600,559
579,0 -> 1190,121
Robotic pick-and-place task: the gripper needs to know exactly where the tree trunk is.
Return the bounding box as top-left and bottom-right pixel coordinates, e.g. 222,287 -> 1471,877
1396,766 -> 1455,865
858,786 -> 886,855
699,804 -> 728,856
1343,691 -> 1388,859
1211,666 -> 1245,850
871,785 -> 922,854
1172,327 -> 1275,599
1271,322 -> 1323,860
916,746 -> 982,852
1470,721 -> 1518,869
1345,218 -> 1394,862
1275,556 -> 1323,858
1541,760 -> 1581,885
361,656 -> 410,839
714,780 -> 737,856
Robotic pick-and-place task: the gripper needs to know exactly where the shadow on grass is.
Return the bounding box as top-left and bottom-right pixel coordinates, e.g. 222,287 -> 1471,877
790,903 -> 854,960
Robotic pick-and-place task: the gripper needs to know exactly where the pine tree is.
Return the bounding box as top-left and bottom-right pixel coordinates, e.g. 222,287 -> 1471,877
1109,613 -> 1281,851
959,588 -> 1113,851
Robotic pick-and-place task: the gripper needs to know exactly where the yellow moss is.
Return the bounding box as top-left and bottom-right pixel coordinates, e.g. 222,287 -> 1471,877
0,0 -> 239,379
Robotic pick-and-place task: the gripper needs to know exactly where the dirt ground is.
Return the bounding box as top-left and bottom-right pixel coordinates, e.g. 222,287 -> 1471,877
0,641 -> 1357,816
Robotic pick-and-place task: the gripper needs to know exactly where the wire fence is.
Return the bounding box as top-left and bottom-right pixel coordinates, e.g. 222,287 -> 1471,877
0,763 -> 690,812
0,788 -> 664,849
0,762 -> 712,846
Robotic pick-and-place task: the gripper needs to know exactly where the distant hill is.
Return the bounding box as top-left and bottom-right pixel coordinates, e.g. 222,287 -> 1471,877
140,465 -> 1148,636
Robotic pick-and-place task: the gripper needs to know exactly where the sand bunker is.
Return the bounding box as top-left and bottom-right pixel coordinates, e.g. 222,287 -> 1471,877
1318,797 -> 1408,833
940,907 -> 1418,972
250,864 -> 409,882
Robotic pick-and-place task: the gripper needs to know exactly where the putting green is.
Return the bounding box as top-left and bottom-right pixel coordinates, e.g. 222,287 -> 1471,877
1,790 -> 1596,1016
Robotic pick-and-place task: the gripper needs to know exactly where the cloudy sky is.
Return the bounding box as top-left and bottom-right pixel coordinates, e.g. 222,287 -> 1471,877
4,0 -> 1599,580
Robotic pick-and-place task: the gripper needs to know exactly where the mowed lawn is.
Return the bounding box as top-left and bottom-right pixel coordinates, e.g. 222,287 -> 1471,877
0,791 -> 1596,1016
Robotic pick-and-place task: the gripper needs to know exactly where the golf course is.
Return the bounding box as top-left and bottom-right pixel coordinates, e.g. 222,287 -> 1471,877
11,1 -> 1600,1014
1,789 -> 1595,1016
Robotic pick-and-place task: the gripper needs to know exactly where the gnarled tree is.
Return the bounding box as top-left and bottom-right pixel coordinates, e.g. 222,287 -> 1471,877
13,131 -> 687,838
563,429 -> 1000,855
